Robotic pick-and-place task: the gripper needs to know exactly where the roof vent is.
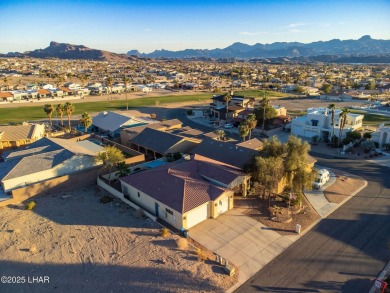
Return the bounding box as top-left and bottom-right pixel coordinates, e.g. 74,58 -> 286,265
103,111 -> 108,116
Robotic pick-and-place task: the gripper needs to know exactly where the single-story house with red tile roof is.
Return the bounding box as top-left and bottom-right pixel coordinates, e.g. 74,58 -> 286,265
0,92 -> 13,102
37,89 -> 52,99
120,156 -> 249,229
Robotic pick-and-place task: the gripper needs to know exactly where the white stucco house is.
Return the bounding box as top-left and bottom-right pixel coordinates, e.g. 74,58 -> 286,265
371,124 -> 390,147
291,107 -> 364,139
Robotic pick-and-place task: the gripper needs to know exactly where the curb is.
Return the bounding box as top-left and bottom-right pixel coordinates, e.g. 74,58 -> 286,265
369,261 -> 390,293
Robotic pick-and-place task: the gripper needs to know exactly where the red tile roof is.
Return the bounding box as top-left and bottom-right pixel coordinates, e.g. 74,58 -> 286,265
0,92 -> 13,98
37,89 -> 51,95
121,157 -> 244,213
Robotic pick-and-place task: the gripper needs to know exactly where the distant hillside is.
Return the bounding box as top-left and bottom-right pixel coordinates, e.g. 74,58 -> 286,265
2,41 -> 135,62
128,35 -> 390,61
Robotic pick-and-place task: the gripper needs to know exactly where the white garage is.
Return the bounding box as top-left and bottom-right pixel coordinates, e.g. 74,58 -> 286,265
218,197 -> 229,214
186,203 -> 209,229
304,130 -> 318,138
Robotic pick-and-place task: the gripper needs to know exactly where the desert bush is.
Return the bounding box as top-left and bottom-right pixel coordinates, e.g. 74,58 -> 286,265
29,245 -> 37,254
160,228 -> 171,238
176,238 -> 189,250
25,201 -> 36,210
195,247 -> 208,261
100,195 -> 114,204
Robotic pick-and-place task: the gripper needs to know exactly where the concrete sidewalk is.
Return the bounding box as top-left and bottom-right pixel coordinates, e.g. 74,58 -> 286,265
304,168 -> 338,218
189,209 -> 298,293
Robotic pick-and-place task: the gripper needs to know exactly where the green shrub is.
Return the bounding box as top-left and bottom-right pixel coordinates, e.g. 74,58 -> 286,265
25,201 -> 36,210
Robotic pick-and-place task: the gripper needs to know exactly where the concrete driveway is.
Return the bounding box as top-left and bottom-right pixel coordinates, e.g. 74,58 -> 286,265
189,208 -> 297,290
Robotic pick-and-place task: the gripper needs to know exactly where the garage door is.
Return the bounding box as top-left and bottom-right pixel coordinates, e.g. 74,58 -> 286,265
218,197 -> 229,214
186,203 -> 209,229
304,130 -> 318,138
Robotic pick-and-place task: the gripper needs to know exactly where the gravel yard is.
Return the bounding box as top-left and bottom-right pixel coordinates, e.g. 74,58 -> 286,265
0,187 -> 236,293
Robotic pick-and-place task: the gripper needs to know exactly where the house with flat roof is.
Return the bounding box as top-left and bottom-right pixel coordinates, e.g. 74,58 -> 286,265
291,107 -> 364,139
371,124 -> 390,147
120,155 -> 249,229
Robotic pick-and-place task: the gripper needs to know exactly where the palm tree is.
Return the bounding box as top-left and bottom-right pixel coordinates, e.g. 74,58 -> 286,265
79,112 -> 92,132
106,76 -> 113,95
238,121 -> 250,141
260,92 -> 270,133
43,104 -> 54,130
328,103 -> 336,143
224,92 -> 232,121
338,107 -> 350,147
56,104 -> 65,126
63,102 -> 75,131
123,76 -> 130,111
246,113 -> 257,140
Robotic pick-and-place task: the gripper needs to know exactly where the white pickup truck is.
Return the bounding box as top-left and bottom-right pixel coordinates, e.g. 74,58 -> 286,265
313,169 -> 330,189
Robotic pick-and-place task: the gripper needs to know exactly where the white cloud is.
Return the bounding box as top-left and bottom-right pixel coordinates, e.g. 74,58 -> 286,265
288,23 -> 306,28
289,29 -> 304,33
239,31 -> 267,36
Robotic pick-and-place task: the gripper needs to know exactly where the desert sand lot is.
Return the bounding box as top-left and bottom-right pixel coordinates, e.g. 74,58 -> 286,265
0,187 -> 235,293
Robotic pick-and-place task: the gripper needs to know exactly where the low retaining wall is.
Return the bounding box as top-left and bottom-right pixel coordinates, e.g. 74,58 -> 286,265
97,178 -> 156,221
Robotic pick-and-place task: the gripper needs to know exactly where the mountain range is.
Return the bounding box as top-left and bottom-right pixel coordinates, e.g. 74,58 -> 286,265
2,41 -> 135,62
1,36 -> 390,63
128,35 -> 390,60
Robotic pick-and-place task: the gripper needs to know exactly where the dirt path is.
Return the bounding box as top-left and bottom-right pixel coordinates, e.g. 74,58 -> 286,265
0,187 -> 236,292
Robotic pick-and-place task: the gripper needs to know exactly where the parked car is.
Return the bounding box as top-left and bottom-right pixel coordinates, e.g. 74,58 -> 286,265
224,123 -> 233,129
313,169 -> 330,189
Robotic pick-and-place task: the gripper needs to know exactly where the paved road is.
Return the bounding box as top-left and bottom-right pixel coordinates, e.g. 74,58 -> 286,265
236,153 -> 390,293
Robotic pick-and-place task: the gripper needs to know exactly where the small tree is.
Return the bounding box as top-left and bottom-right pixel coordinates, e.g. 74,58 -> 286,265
363,132 -> 372,140
79,112 -> 92,132
97,146 -> 125,185
115,161 -> 130,177
213,129 -> 225,141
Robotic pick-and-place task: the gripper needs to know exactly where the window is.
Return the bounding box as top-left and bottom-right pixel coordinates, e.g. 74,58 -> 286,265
165,208 -> 173,215
137,192 -> 140,197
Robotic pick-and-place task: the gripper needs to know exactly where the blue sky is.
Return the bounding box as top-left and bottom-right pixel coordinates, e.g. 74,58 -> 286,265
1,0 -> 389,53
